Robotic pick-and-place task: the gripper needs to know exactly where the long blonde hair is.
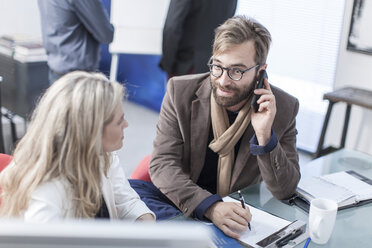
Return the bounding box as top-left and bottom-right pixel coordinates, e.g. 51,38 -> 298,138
0,71 -> 124,218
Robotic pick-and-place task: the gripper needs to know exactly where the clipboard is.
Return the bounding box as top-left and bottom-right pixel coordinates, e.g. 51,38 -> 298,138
213,197 -> 308,248
285,192 -> 372,213
252,220 -> 307,248
284,170 -> 372,213
209,220 -> 307,248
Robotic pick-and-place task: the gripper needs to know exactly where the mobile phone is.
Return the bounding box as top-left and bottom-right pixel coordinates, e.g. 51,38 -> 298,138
251,70 -> 268,112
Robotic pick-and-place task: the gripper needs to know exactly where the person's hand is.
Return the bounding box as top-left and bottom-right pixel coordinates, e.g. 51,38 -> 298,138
136,213 -> 155,221
204,201 -> 252,239
251,78 -> 276,145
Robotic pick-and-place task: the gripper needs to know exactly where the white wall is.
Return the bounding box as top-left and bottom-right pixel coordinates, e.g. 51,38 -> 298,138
0,0 -> 41,38
325,0 -> 372,154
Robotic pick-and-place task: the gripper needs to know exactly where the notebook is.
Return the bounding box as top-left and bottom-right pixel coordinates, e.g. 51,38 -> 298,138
293,170 -> 372,211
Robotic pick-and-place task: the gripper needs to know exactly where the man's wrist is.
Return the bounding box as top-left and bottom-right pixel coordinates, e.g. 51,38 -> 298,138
250,130 -> 278,155
194,194 -> 222,220
256,133 -> 271,145
204,203 -> 217,220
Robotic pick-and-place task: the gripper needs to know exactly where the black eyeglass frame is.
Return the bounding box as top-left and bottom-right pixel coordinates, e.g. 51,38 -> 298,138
207,63 -> 260,81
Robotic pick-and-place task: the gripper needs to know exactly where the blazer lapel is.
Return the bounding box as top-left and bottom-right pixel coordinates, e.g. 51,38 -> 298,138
190,78 -> 211,182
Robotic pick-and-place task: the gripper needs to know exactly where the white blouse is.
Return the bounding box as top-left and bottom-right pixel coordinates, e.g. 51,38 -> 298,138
23,154 -> 154,222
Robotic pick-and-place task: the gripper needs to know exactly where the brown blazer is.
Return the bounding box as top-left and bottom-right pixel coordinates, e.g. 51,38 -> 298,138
149,73 -> 300,217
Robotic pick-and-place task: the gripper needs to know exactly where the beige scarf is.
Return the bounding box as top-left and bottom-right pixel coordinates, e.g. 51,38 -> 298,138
209,93 -> 252,196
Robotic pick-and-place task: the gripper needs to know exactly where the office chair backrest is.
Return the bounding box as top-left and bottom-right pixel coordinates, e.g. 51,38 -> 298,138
0,153 -> 13,205
0,153 -> 12,172
130,154 -> 151,182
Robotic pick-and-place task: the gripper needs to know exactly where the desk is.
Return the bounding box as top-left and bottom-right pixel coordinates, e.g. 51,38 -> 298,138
231,149 -> 372,247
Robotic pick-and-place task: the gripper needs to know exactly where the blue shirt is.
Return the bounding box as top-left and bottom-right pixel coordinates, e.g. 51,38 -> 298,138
38,0 -> 114,74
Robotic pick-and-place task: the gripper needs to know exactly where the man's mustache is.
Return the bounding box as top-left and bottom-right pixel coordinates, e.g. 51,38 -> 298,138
213,82 -> 237,92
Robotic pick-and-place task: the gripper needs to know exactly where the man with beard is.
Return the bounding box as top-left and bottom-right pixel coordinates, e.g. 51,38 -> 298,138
148,15 -> 300,238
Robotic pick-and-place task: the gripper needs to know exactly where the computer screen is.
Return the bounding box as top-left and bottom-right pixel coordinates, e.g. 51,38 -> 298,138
0,220 -> 214,248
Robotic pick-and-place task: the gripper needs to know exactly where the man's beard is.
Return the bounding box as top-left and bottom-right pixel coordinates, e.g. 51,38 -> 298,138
211,77 -> 255,108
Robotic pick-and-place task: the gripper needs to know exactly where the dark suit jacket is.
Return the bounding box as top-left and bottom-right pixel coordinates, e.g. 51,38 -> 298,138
159,0 -> 237,76
149,73 -> 300,217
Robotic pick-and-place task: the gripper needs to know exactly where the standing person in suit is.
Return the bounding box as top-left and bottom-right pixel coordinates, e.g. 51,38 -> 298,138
149,16 -> 300,238
159,0 -> 237,78
38,0 -> 114,84
0,71 -> 155,222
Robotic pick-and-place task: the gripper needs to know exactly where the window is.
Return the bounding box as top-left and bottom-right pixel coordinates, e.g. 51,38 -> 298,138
236,0 -> 346,152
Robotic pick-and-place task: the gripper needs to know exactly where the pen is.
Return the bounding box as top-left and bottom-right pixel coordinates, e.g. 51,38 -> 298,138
276,229 -> 303,247
238,190 -> 251,231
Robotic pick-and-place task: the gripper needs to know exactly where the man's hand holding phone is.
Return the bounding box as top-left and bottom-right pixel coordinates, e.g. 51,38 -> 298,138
251,70 -> 277,146
251,70 -> 267,112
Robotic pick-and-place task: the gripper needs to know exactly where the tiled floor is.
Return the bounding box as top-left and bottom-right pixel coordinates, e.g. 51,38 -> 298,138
118,100 -> 313,178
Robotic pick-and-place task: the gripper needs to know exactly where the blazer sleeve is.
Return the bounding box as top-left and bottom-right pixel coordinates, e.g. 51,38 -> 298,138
149,79 -> 212,217
256,98 -> 301,200
109,155 -> 155,220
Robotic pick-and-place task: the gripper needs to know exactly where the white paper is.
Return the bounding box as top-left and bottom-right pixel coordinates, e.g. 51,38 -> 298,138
223,196 -> 290,246
324,171 -> 372,201
298,176 -> 355,203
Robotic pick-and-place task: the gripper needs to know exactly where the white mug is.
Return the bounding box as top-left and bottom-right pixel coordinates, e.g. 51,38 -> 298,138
309,198 -> 338,244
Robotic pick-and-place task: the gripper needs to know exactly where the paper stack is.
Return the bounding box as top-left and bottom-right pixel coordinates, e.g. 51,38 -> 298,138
0,34 -> 47,62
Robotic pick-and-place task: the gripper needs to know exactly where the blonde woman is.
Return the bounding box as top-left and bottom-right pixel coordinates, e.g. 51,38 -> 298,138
0,71 -> 155,222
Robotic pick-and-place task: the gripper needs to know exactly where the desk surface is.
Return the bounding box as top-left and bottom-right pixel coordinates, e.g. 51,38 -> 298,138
234,149 -> 372,248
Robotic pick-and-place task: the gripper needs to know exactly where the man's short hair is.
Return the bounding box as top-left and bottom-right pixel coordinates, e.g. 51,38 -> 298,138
213,15 -> 272,65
